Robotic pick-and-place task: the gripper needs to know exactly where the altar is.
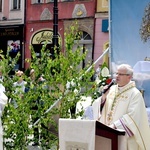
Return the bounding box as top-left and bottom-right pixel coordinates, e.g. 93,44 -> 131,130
133,61 -> 150,73
59,119 -> 125,150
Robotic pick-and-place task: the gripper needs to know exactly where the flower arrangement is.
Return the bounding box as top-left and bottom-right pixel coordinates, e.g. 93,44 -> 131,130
93,62 -> 112,99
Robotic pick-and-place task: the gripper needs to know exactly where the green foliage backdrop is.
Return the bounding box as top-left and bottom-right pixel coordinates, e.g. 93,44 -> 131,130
0,21 -> 95,149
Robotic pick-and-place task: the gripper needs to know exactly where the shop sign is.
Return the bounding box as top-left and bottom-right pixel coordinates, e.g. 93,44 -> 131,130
0,28 -> 20,37
32,30 -> 54,44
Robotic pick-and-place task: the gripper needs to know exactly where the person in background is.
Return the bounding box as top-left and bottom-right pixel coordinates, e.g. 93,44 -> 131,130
94,63 -> 102,81
92,64 -> 150,150
12,70 -> 27,108
13,70 -> 27,94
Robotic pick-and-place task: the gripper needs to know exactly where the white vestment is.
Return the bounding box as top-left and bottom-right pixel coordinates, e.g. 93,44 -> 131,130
92,81 -> 150,150
0,90 -> 8,150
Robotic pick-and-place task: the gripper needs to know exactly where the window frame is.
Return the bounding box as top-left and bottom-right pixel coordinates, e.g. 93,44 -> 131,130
31,0 -> 44,4
0,0 -> 2,12
12,0 -> 21,10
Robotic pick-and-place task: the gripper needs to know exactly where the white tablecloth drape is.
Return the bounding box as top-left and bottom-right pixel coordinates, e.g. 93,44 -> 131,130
59,119 -> 96,150
133,61 -> 150,107
133,61 -> 150,73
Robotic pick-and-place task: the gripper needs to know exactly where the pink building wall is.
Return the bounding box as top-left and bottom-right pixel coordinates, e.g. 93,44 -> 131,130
3,0 -> 9,18
94,18 -> 109,69
0,0 -> 25,24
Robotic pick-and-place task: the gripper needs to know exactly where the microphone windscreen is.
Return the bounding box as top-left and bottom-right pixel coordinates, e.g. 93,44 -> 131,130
102,79 -> 116,94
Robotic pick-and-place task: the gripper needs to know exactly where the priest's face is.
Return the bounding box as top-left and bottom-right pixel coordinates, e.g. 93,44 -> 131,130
115,68 -> 131,87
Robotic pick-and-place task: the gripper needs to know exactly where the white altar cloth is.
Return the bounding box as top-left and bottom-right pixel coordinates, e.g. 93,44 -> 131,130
133,61 -> 150,73
59,118 -> 127,150
59,119 -> 95,150
133,61 -> 150,107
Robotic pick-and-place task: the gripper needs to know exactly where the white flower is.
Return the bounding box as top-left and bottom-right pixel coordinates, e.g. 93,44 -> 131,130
101,67 -> 109,77
66,81 -> 71,89
66,79 -> 76,88
95,78 -> 101,85
99,85 -> 104,92
102,78 -> 107,81
74,89 -> 79,94
71,80 -> 76,87
102,82 -> 105,85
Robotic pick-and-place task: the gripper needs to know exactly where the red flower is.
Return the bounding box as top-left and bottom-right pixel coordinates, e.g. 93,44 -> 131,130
106,78 -> 112,85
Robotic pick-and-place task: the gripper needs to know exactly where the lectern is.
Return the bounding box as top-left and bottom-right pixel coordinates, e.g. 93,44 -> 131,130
59,119 -> 125,150
95,121 -> 125,150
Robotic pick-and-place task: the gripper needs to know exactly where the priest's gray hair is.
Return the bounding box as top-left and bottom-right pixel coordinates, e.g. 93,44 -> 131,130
117,64 -> 133,76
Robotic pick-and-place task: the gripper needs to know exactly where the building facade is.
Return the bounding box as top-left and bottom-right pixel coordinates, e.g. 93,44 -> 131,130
25,0 -> 96,68
94,0 -> 109,68
0,0 -> 109,70
0,0 -> 25,70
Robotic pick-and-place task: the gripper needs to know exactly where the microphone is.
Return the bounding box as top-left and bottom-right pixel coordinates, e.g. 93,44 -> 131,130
102,79 -> 116,94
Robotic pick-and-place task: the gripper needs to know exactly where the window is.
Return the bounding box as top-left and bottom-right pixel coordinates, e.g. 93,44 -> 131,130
0,0 -> 2,12
46,0 -> 54,3
76,31 -> 91,40
31,0 -> 44,4
73,31 -> 93,69
13,0 -> 21,10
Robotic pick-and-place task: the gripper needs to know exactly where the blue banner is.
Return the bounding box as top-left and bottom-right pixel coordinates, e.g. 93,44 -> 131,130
110,0 -> 150,67
110,0 -> 150,107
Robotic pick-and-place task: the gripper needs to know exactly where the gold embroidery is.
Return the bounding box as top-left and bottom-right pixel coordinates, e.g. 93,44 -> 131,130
127,114 -> 146,150
107,84 -> 135,124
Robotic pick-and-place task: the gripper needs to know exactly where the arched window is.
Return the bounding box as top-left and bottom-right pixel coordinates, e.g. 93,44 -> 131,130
73,31 -> 93,69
